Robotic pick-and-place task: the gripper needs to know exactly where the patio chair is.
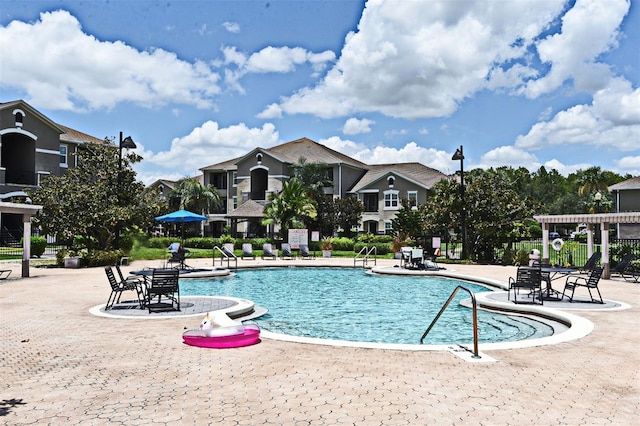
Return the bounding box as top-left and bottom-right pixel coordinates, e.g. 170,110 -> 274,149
167,242 -> 191,269
104,266 -> 144,310
611,254 -> 639,282
241,243 -> 255,260
146,268 -> 180,313
281,243 -> 294,260
114,264 -> 147,304
562,266 -> 604,303
299,244 -> 314,259
508,265 -> 543,305
261,243 -> 277,260
0,269 -> 11,280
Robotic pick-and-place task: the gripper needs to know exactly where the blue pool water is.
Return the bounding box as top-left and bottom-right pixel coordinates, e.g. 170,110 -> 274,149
180,267 -> 555,345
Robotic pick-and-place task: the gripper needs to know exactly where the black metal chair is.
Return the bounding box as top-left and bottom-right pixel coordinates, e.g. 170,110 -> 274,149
146,268 -> 180,313
563,267 -> 604,303
611,254 -> 638,282
508,266 -> 543,305
104,266 -> 144,310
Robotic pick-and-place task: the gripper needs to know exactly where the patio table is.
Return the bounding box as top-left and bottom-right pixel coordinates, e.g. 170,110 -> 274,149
539,267 -> 580,300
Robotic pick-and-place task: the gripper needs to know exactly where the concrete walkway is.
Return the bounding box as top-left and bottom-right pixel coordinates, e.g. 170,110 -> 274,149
1,257 -> 639,425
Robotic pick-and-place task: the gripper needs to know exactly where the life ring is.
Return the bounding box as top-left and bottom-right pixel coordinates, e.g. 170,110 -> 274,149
551,238 -> 564,252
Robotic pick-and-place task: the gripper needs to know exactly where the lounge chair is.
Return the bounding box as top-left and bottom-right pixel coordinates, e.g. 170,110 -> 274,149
261,243 -> 277,260
299,244 -> 314,259
241,243 -> 255,260
146,268 -> 180,313
281,243 -> 294,260
611,254 -> 639,282
576,251 -> 601,273
0,269 -> 11,280
222,243 -> 235,258
562,266 -> 604,303
104,266 -> 145,310
508,265 -> 543,305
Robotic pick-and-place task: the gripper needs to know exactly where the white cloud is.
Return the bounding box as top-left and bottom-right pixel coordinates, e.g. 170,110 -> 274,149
516,77 -> 640,151
343,118 -> 374,135
319,138 -> 452,174
225,45 -> 335,92
615,156 -> 640,175
521,0 -> 630,98
0,10 -> 221,111
271,0 -> 571,119
222,21 -> 240,33
480,146 -> 541,171
141,121 -> 280,175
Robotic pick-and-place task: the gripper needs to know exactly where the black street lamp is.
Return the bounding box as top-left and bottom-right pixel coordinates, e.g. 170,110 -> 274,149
116,131 -> 136,247
452,145 -> 467,260
594,190 -> 602,213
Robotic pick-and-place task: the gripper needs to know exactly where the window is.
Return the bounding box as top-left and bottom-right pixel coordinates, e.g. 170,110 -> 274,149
384,190 -> 399,209
407,191 -> 418,208
363,193 -> 378,212
232,196 -> 238,209
232,171 -> 238,187
384,222 -> 393,234
59,144 -> 68,167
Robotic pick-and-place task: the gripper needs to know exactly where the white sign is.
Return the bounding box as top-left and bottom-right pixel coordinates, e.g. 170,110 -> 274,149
288,229 -> 308,249
311,231 -> 320,242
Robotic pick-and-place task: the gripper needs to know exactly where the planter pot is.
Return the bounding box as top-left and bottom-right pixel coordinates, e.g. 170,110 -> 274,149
322,250 -> 332,258
64,256 -> 81,269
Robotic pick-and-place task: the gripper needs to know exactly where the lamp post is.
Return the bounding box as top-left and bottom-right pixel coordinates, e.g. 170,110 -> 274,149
116,131 -> 136,247
452,145 -> 467,260
594,190 -> 602,213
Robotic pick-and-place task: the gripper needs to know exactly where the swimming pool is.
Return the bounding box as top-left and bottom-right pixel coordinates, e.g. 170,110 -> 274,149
181,267 -> 558,345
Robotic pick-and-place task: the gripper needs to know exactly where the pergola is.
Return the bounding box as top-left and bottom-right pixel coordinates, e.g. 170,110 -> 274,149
0,201 -> 43,277
534,212 -> 640,279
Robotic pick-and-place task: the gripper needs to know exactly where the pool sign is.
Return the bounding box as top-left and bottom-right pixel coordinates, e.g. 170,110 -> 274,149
288,229 -> 308,249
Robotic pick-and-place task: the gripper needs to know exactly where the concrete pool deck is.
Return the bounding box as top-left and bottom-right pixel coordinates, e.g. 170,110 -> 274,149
1,257 -> 639,424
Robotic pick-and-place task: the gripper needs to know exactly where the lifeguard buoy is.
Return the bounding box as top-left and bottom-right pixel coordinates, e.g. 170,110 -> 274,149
552,238 -> 564,252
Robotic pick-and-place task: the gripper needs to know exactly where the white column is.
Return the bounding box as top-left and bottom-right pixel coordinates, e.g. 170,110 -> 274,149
601,221 -> 610,279
541,224 -> 550,261
22,215 -> 32,277
586,224 -> 594,259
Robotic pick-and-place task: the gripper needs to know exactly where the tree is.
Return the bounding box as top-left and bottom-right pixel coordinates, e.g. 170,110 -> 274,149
390,198 -> 423,243
335,196 -> 364,238
167,177 -> 221,214
291,157 -> 336,235
27,142 -> 161,250
262,179 -> 317,239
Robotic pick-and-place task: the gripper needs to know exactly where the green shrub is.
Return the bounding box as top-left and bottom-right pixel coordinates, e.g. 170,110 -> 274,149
515,248 -> 530,266
330,237 -> 354,251
353,242 -> 390,255
83,250 -> 122,267
502,246 -> 515,265
28,236 -> 47,258
56,249 -> 68,266
118,234 -> 134,251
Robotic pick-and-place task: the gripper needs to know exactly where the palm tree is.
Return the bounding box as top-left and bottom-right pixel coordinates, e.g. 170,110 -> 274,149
168,178 -> 221,214
168,178 -> 221,236
262,179 -> 317,239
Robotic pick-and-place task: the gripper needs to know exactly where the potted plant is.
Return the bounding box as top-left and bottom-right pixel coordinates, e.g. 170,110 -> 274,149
321,237 -> 333,258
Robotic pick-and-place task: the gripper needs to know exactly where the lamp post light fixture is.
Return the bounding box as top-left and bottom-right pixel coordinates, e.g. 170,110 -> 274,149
594,190 -> 602,213
116,131 -> 136,247
452,145 -> 467,260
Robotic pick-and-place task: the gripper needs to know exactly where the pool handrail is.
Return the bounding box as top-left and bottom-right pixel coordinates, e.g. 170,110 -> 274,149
212,245 -> 238,269
420,285 -> 480,359
354,246 -> 377,268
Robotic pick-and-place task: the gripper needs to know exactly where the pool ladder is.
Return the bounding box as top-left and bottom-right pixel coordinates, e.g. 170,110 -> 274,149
420,285 -> 480,359
353,246 -> 377,268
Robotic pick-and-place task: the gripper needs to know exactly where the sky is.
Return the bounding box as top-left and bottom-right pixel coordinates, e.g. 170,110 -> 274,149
1,0 -> 638,185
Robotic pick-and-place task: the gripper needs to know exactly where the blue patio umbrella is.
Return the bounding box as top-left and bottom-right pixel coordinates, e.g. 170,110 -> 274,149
155,209 -> 207,241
